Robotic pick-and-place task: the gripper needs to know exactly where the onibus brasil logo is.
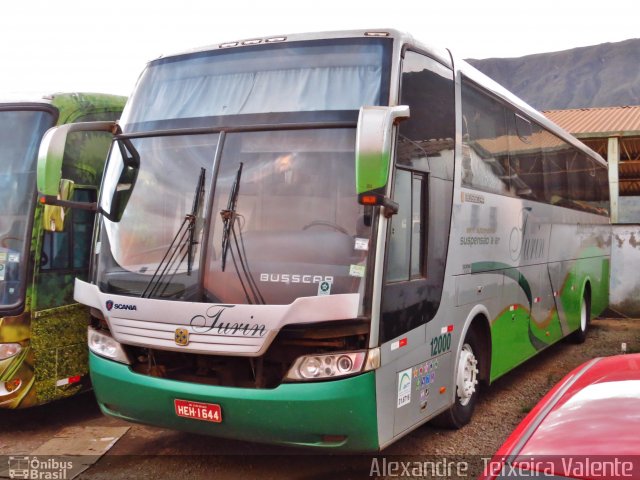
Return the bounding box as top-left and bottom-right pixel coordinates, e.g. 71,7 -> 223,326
8,456 -> 73,479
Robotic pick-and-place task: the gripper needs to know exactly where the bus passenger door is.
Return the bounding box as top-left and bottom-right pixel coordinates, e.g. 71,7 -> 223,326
381,168 -> 432,438
374,50 -> 456,445
380,167 -> 453,439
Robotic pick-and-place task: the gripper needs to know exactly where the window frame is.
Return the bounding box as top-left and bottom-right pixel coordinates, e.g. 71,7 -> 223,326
384,167 -> 427,284
40,187 -> 97,274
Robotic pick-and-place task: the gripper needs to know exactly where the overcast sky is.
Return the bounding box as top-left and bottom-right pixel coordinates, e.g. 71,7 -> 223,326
2,0 -> 639,97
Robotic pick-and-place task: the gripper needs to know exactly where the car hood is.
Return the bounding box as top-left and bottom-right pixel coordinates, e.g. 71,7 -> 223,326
521,354 -> 640,456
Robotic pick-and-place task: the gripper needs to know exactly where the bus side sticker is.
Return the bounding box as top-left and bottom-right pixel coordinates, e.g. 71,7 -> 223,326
397,368 -> 412,408
390,337 -> 407,351
317,280 -> 332,296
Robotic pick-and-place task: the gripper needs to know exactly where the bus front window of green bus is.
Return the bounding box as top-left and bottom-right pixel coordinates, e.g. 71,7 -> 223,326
0,110 -> 55,311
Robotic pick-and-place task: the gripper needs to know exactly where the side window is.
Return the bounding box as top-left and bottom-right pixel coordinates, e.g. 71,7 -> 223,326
592,162 -> 610,215
398,51 -> 455,178
41,189 -> 96,271
41,229 -> 69,270
411,174 -> 423,277
72,190 -> 96,269
385,169 -> 425,282
541,131 -> 571,205
567,154 -> 609,214
461,81 -> 511,194
507,114 -> 545,200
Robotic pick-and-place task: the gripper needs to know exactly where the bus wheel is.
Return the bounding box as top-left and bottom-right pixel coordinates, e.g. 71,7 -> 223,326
570,292 -> 591,344
433,328 -> 480,429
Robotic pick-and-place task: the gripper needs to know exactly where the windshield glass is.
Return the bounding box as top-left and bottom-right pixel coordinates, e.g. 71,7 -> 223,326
98,134 -> 219,299
121,38 -> 390,131
97,128 -> 371,305
0,108 -> 56,310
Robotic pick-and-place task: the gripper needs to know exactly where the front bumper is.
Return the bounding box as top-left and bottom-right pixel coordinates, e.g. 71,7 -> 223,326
90,352 -> 380,451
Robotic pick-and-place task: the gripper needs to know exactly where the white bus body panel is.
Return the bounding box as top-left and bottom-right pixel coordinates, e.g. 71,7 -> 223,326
75,279 -> 359,356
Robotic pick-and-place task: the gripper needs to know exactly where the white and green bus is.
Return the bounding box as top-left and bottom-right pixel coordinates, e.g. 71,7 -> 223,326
37,30 -> 610,450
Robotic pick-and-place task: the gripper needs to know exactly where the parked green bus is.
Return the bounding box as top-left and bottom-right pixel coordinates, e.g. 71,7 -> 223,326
0,93 -> 125,408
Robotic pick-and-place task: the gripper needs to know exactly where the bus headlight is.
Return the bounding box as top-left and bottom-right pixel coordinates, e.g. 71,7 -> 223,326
88,327 -> 131,365
0,343 -> 22,360
286,351 -> 367,381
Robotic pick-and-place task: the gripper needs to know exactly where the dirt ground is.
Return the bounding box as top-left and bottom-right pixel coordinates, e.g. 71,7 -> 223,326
1,316 -> 638,479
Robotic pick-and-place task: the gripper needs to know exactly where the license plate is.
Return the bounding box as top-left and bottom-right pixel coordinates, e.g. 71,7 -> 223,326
174,399 -> 222,423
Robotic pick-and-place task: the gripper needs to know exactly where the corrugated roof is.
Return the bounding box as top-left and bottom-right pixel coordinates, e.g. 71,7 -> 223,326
543,105 -> 640,138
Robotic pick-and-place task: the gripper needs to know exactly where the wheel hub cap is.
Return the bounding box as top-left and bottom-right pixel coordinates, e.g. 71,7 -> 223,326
456,344 -> 479,406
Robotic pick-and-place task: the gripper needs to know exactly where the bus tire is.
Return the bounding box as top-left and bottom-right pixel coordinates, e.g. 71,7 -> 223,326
433,327 -> 481,429
569,292 -> 591,344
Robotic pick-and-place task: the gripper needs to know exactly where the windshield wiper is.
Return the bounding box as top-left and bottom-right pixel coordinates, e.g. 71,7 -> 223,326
187,168 -> 206,274
219,163 -> 265,304
220,163 -> 243,272
141,167 -> 206,298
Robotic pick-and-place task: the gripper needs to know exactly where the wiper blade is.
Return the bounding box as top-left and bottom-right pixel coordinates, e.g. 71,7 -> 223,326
220,162 -> 243,272
218,162 -> 265,305
141,167 -> 206,298
187,167 -> 206,274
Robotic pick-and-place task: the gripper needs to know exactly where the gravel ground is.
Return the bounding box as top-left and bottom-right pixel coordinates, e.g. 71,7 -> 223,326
380,316 -> 640,477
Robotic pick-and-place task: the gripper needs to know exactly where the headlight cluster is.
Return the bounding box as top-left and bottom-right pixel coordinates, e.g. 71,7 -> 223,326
88,327 -> 131,365
286,351 -> 367,381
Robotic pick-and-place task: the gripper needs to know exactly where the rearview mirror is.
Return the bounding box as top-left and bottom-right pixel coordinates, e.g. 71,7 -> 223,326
355,106 -> 410,216
99,138 -> 140,222
37,121 -> 119,210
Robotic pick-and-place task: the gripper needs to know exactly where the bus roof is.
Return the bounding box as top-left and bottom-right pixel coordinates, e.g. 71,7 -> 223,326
154,28 -> 453,69
0,92 -> 122,105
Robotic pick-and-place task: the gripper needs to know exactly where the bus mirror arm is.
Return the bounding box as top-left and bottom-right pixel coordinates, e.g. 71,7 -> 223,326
38,194 -> 97,212
358,192 -> 398,218
382,198 -> 399,218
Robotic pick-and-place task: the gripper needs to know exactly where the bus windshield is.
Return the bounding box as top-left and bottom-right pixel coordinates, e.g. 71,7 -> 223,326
121,38 -> 390,131
0,109 -> 56,309
97,128 -> 370,304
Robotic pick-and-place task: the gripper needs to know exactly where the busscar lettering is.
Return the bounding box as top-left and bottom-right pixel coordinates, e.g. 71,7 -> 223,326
190,305 -> 266,337
259,273 -> 334,284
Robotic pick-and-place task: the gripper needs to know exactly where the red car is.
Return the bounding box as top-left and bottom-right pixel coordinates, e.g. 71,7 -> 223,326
481,354 -> 640,479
